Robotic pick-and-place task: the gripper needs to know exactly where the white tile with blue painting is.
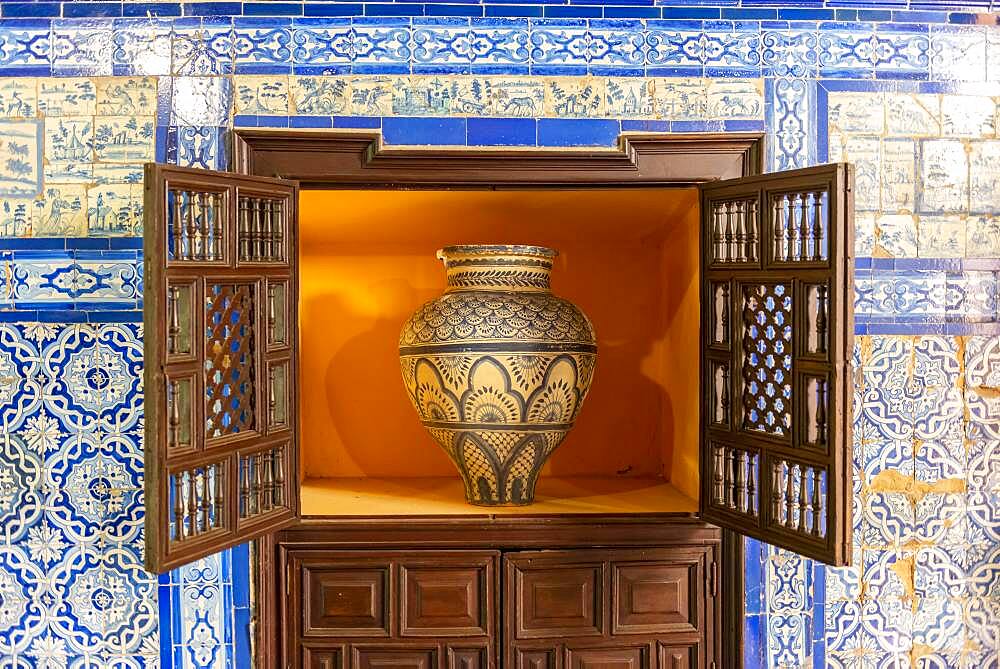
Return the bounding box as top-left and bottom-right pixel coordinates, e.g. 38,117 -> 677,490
886,93 -> 940,137
33,184 -> 88,236
111,18 -> 173,77
0,78 -> 36,120
0,120 -> 42,199
51,20 -> 115,77
880,138 -> 916,213
706,79 -> 763,119
919,139 -> 969,214
965,490 -> 998,548
644,28 -> 703,72
544,77 -> 605,118
94,116 -> 156,164
968,140 -> 1000,215
761,29 -> 818,78
234,75 -> 289,115
233,19 -> 293,73
167,126 -> 227,172
38,77 -> 96,117
0,21 -> 52,74
95,77 -> 158,118
172,19 -> 236,76
919,215 -> 966,258
928,25 -> 988,83
913,596 -> 966,655
290,76 -> 351,115
965,216 -> 1000,258
170,77 -> 231,127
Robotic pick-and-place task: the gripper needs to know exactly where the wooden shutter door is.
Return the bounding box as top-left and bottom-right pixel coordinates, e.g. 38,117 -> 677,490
699,163 -> 854,566
143,164 -> 300,573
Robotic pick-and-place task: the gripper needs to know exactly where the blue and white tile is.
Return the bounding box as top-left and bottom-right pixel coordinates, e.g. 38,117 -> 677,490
605,78 -> 653,118
234,75 -> 289,115
928,25 -> 987,82
111,19 -> 172,77
886,93 -> 939,137
95,77 -> 158,118
761,29 -> 817,78
38,78 -> 96,117
529,21 -> 590,72
94,117 -> 155,164
166,126 -> 228,171
33,184 -> 88,236
290,76 -> 351,115
233,19 -> 293,74
0,78 -> 36,119
703,22 -> 761,77
644,27 -> 702,74
0,120 -> 42,199
919,215 -> 965,258
44,117 -> 94,183
912,597 -> 966,654
918,139 -> 969,215
940,96 -> 996,139
487,76 -> 544,117
872,26 -> 930,79
544,77 -> 605,117
706,79 -> 763,119
351,20 -> 413,70
172,19 -> 235,76
968,140 -> 1000,214
965,216 -> 1000,258
881,138 -> 917,212
51,20 -> 114,77
0,21 -> 52,75
170,77 -> 232,127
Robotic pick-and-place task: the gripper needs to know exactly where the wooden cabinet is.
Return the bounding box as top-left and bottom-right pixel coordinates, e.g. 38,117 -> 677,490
276,528 -> 719,669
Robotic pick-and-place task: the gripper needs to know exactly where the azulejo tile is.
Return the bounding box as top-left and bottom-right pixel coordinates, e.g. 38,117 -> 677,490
233,19 -> 294,73
44,117 -> 94,184
761,29 -> 817,78
0,78 -> 37,120
93,117 -> 155,164
918,139 -> 969,215
32,184 -> 88,236
880,138 -> 916,213
38,78 -> 96,117
919,215 -> 966,258
95,77 -> 157,117
968,140 -> 1000,215
965,216 -> 1000,258
172,19 -> 235,76
290,76 -> 351,115
965,335 -> 1000,388
51,20 -> 114,77
0,22 -> 52,74
940,96 -> 996,139
110,19 -> 172,77
0,120 -> 42,200
166,126 -> 228,171
234,74 -> 290,115
886,93 -> 940,137
912,596 -> 966,654
544,77 -> 605,117
928,25 -> 987,82
605,78 -> 653,118
875,213 -> 918,258
170,77 -> 232,127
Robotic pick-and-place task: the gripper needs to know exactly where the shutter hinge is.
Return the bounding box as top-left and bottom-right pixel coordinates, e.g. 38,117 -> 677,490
708,560 -> 718,598
285,561 -> 292,598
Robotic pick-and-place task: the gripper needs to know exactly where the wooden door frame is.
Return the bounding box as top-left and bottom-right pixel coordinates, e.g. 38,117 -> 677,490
232,128 -> 765,669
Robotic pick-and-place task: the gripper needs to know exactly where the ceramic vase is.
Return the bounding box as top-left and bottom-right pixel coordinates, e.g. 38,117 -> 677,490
399,245 -> 597,506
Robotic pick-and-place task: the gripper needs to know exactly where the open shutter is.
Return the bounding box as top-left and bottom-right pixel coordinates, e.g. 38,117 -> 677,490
699,163 -> 854,566
143,164 -> 299,573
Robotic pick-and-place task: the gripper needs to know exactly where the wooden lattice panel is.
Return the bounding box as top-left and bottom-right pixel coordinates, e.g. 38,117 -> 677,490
144,164 -> 299,573
699,163 -> 854,566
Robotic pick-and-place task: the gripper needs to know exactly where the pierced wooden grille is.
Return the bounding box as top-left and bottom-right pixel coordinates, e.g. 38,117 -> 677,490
144,164 -> 299,573
699,163 -> 854,566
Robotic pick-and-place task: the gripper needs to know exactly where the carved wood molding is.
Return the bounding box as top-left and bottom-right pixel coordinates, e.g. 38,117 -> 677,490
231,129 -> 765,186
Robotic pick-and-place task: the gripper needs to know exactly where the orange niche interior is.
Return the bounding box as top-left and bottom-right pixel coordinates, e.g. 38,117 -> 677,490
298,188 -> 703,515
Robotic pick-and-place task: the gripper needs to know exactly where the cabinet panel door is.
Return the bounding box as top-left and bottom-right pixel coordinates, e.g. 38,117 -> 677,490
699,163 -> 855,566
401,557 -> 493,637
657,644 -> 695,669
565,646 -> 648,669
512,563 -> 604,639
354,647 -> 437,669
143,164 -> 300,572
612,563 -> 697,635
302,646 -> 345,669
303,565 -> 391,637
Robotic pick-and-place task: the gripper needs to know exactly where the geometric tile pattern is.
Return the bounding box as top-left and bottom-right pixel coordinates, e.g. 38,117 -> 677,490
0,6 -> 995,669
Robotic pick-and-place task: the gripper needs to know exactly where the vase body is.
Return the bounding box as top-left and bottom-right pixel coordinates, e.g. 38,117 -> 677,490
399,245 -> 597,506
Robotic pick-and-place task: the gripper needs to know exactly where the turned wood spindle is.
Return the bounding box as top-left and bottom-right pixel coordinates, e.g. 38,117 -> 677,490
724,202 -> 734,263
719,283 -> 730,341
772,462 -> 784,524
797,466 -> 808,532
262,200 -> 274,261
811,469 -> 823,537
746,199 -> 758,262
197,192 -> 209,261
187,471 -> 198,537
735,450 -> 746,513
168,379 -> 180,450
267,284 -> 277,344
273,200 -> 284,260
171,190 -> 184,259
773,196 -> 786,262
816,285 -> 829,355
211,193 -> 223,261
252,199 -> 263,262
713,446 -> 725,505
815,378 -> 828,445
784,462 -> 796,529
239,457 -> 251,519
253,452 -> 264,514
239,198 -> 251,261
212,464 -> 224,528
185,192 -> 198,261
199,469 -> 211,532
747,453 -> 757,516
812,191 -> 824,260
273,449 -> 285,507
726,448 -> 737,510
713,204 -> 725,261
798,193 -> 809,261
172,474 -> 185,540
719,364 -> 730,425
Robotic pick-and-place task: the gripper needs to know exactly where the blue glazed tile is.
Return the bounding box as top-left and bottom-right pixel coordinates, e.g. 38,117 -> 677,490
659,7 -> 719,19
467,117 -> 535,145
537,118 -> 619,146
365,4 -> 426,16
304,3 -> 365,16
543,6 -> 602,17
382,116 -> 465,144
425,5 -> 485,17
603,7 -> 660,18
244,3 -> 304,15
183,2 -> 243,16
1,4 -> 61,19
486,5 -> 544,18
63,3 -> 124,19
123,2 -> 182,17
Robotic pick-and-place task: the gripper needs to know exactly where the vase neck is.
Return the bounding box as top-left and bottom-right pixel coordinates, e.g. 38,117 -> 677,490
438,245 -> 556,293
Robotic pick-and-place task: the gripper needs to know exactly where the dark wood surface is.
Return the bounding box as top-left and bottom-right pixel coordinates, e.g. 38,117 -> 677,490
227,130 -> 770,668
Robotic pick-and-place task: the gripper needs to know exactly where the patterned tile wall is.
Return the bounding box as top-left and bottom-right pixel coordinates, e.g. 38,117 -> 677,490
0,2 -> 996,668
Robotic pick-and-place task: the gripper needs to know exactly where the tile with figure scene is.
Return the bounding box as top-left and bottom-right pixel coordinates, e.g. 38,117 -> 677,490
707,79 -> 763,119
885,94 -> 940,138
487,77 -> 544,118
86,183 -> 141,237
94,116 -> 155,163
0,120 -> 42,198
392,76 -> 489,117
234,75 -> 289,115
0,79 -> 36,119
653,78 -> 708,119
290,76 -> 351,116
38,78 -> 96,117
605,78 -> 653,119
918,139 -> 969,215
940,96 -> 995,138
918,215 -> 965,258
838,136 -> 880,212
95,77 -> 158,117
44,117 -> 94,184
171,77 -> 231,127
855,211 -> 876,257
349,76 -> 393,117
965,216 -> 1000,258
33,184 -> 87,236
968,140 -> 1000,215
881,138 -> 916,213
827,92 -> 885,135
544,77 -> 604,118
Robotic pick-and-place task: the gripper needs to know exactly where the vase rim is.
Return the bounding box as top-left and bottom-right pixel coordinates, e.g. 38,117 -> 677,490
437,244 -> 558,259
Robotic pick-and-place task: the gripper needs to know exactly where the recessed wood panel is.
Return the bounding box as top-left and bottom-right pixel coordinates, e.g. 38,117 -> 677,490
657,644 -> 694,669
302,646 -> 344,669
515,564 -> 603,639
448,647 -> 486,669
401,562 -> 489,636
613,563 -> 697,634
354,648 -> 437,669
565,646 -> 647,669
516,649 -> 557,669
303,566 -> 390,637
